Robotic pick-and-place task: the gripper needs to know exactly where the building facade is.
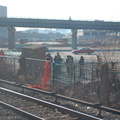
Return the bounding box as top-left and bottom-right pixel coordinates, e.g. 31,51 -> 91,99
0,5 -> 8,47
0,5 -> 7,18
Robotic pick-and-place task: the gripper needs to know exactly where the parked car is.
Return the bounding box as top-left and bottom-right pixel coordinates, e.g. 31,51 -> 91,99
72,48 -> 94,55
16,44 -> 26,50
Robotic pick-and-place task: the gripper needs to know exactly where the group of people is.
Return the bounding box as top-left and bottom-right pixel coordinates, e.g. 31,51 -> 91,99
45,52 -> 63,64
45,52 -> 105,79
54,52 -> 63,64
46,52 -> 75,64
66,55 -> 74,64
45,52 -> 86,78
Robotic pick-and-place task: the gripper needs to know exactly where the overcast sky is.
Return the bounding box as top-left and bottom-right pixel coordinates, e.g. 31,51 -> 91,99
1,0 -> 120,21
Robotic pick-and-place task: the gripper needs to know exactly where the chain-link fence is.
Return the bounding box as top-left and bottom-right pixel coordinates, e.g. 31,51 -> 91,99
0,56 -> 45,85
52,62 -> 101,85
109,62 -> 120,106
0,55 -> 120,106
1,56 -> 120,88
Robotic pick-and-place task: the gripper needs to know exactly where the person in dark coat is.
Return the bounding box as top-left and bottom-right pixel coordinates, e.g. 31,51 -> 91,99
66,55 -> 74,76
46,53 -> 53,63
56,52 -> 61,58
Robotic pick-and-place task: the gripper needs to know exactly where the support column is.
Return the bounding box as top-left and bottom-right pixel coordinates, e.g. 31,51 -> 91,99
71,29 -> 77,49
7,26 -> 15,49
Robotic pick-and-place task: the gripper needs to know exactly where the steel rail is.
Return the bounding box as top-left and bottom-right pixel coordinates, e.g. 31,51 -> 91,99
0,101 -> 45,120
0,87 -> 102,120
0,79 -> 120,115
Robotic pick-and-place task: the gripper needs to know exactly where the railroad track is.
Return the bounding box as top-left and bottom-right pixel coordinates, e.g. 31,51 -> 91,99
0,87 -> 101,120
0,79 -> 120,120
0,101 -> 44,120
0,103 -> 30,120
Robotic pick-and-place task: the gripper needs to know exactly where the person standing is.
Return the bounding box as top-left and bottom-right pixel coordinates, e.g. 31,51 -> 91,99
66,55 -> 70,76
46,53 -> 53,63
57,54 -> 63,74
0,50 -> 5,70
66,55 -> 74,76
97,55 -> 102,65
53,56 -> 59,78
0,50 -> 4,56
56,52 -> 61,58
54,56 -> 58,63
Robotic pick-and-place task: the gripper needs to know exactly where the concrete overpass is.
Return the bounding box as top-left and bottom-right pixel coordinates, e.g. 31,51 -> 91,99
0,18 -> 120,49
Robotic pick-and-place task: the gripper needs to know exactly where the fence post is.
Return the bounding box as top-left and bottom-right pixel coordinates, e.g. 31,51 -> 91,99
92,62 -> 94,82
73,65 -> 76,87
100,63 -> 110,106
52,63 -> 55,87
13,58 -> 16,75
19,56 -> 26,77
91,62 -> 94,92
69,64 -> 72,88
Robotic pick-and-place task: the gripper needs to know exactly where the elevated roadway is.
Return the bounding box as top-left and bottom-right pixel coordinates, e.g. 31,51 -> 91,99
0,18 -> 120,30
1,18 -> 120,49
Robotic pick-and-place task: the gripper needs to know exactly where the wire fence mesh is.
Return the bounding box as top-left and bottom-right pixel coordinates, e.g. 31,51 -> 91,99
0,56 -> 120,86
0,55 -> 120,106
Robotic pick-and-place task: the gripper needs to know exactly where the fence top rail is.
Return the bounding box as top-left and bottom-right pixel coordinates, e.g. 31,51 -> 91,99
0,55 -> 20,59
110,70 -> 120,73
25,57 -> 46,62
1,55 -> 120,66
0,55 -> 47,62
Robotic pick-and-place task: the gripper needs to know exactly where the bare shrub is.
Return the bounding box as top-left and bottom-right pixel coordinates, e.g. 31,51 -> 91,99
95,39 -> 119,63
